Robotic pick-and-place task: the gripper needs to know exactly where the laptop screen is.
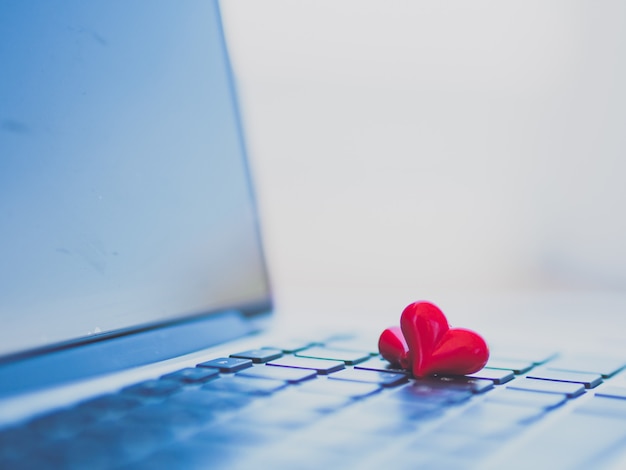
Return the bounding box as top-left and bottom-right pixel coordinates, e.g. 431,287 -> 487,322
0,1 -> 270,359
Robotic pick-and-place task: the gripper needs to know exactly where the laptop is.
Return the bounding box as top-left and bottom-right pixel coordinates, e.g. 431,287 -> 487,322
1,1 -> 626,469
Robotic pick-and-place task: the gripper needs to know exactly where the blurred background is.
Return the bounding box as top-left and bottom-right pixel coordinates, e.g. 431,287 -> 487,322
221,0 -> 626,309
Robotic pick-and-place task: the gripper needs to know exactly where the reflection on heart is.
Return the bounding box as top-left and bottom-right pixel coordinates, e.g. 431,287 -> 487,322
378,301 -> 489,377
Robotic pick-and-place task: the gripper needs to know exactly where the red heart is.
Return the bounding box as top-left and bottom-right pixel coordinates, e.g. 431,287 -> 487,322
378,301 -> 489,377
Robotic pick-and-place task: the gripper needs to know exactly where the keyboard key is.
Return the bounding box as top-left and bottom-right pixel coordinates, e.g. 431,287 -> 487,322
328,368 -> 408,387
329,407 -> 417,436
192,422 -> 286,448
298,377 -> 381,399
282,430 -> 390,468
437,403 -> 540,438
392,383 -> 472,405
466,368 -> 515,384
264,338 -> 317,353
526,369 -> 603,389
161,367 -> 219,384
486,388 -> 567,409
436,418 -> 524,441
270,389 -> 351,413
236,365 -> 317,383
507,377 -> 585,398
82,421 -> 173,461
354,357 -> 408,374
201,376 -> 287,395
123,403 -> 212,435
405,431 -> 499,460
246,435 -> 374,470
130,439 -> 241,470
490,347 -> 557,365
419,376 -> 494,394
577,396 -> 626,419
295,346 -> 370,365
267,356 -> 345,374
0,452 -> 43,470
595,385 -> 626,400
197,357 -> 252,373
319,332 -> 356,343
358,399 -> 443,424
548,356 -> 626,378
75,394 -> 143,420
230,348 -> 283,363
169,389 -> 252,412
122,379 -> 182,398
0,426 -> 38,461
232,406 -> 322,430
35,430 -> 125,468
26,408 -> 96,439
459,402 -> 545,425
485,358 -> 534,374
325,336 -> 380,355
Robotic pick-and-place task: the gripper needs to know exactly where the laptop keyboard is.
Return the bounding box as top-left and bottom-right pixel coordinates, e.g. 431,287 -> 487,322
1,336 -> 626,470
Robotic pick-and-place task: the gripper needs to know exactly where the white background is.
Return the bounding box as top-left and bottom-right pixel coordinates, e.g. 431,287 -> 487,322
221,1 -> 626,310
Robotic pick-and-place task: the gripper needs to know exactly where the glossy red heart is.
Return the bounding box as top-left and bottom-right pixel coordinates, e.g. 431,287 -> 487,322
378,301 -> 489,377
